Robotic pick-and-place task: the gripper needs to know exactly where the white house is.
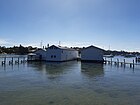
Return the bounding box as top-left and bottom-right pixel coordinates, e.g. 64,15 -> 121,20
27,49 -> 47,61
46,45 -> 78,61
81,45 -> 104,63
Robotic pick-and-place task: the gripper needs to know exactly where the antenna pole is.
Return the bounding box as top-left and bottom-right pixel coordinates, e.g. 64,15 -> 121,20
109,45 -> 110,51
59,41 -> 61,46
40,40 -> 43,48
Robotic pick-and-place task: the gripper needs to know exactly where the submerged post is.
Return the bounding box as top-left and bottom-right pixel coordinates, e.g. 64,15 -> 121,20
4,57 -> 6,64
9,57 -> 14,65
12,57 -> 13,63
121,62 -> 123,66
104,57 -> 106,64
10,57 -> 14,65
2,61 -> 5,65
133,60 -> 135,68
18,57 -> 20,63
117,58 -> 119,66
2,57 -> 6,65
124,59 -> 126,67
111,58 -> 112,65
130,63 -> 132,68
136,57 -> 138,63
23,57 -> 26,63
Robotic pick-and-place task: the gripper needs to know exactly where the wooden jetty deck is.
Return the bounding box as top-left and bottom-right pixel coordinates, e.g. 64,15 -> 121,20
104,58 -> 140,69
0,56 -> 27,65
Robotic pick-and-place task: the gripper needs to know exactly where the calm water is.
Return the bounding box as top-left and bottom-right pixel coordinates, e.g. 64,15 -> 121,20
0,57 -> 140,105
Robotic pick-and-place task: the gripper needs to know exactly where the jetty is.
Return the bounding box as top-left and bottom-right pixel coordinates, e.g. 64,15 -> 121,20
104,58 -> 140,69
0,56 -> 27,66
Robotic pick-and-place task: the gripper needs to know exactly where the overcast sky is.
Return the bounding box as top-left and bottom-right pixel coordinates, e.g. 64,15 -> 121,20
0,0 -> 140,51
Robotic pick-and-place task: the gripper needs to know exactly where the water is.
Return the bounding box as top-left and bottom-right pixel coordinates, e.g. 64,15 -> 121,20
0,57 -> 140,105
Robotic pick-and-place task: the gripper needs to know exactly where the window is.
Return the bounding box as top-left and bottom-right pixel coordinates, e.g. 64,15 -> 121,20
51,55 -> 56,58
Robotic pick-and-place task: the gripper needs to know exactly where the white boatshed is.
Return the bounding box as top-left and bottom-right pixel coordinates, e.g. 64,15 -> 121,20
34,49 -> 47,60
27,49 -> 46,61
46,45 -> 78,61
81,45 -> 104,63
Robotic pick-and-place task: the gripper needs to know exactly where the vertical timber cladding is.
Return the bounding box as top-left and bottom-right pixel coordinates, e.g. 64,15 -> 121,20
81,45 -> 104,63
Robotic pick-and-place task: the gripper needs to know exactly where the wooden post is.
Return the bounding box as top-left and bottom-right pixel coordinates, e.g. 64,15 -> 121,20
4,57 -> 6,64
104,57 -> 106,64
130,64 -> 132,68
133,60 -> 135,68
9,57 -> 13,65
136,57 -> 138,63
23,57 -> 26,63
117,58 -> 119,66
2,57 -> 6,65
9,61 -> 11,65
12,57 -> 13,64
2,61 -> 5,65
124,59 -> 125,67
111,58 -> 112,65
121,62 -> 123,66
104,60 -> 106,64
105,57 -> 106,61
18,57 -> 20,63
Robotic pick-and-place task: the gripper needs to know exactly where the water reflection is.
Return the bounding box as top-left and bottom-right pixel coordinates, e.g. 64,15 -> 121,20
27,61 -> 77,79
81,62 -> 104,77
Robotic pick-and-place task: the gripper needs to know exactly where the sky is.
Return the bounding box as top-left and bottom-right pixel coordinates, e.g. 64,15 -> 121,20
0,0 -> 140,51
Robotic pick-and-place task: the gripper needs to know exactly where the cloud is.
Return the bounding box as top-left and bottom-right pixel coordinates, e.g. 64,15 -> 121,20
0,38 -> 21,47
0,38 -> 10,46
0,37 -> 41,47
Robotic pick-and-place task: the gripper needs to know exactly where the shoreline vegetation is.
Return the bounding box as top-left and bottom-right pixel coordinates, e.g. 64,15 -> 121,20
0,44 -> 140,56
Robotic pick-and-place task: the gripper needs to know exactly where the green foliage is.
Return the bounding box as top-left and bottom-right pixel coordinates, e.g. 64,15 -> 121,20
0,45 -> 37,55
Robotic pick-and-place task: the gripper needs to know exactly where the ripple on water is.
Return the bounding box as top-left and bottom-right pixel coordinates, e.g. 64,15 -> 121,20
108,92 -> 119,98
94,89 -> 105,94
48,101 -> 55,104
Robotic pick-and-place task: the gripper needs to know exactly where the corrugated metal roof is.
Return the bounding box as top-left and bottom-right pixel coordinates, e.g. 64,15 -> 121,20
28,53 -> 36,55
82,45 -> 104,51
49,45 -> 77,51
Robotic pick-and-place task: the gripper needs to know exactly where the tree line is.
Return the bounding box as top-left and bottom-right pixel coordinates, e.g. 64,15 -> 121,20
0,45 -> 37,55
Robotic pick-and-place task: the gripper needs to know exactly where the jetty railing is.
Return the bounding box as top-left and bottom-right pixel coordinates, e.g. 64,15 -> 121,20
104,58 -> 140,69
0,56 -> 27,66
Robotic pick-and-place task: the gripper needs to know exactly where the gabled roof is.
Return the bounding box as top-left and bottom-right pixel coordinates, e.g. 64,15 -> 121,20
49,45 -> 77,51
34,48 -> 46,53
82,45 -> 105,51
28,53 -> 36,55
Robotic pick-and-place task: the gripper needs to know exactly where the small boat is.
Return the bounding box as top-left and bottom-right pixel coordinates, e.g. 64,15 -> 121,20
104,54 -> 114,58
124,54 -> 135,58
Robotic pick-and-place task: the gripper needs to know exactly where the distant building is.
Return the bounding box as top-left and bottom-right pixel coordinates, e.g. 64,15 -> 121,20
27,45 -> 79,62
81,45 -> 104,63
46,45 -> 78,61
